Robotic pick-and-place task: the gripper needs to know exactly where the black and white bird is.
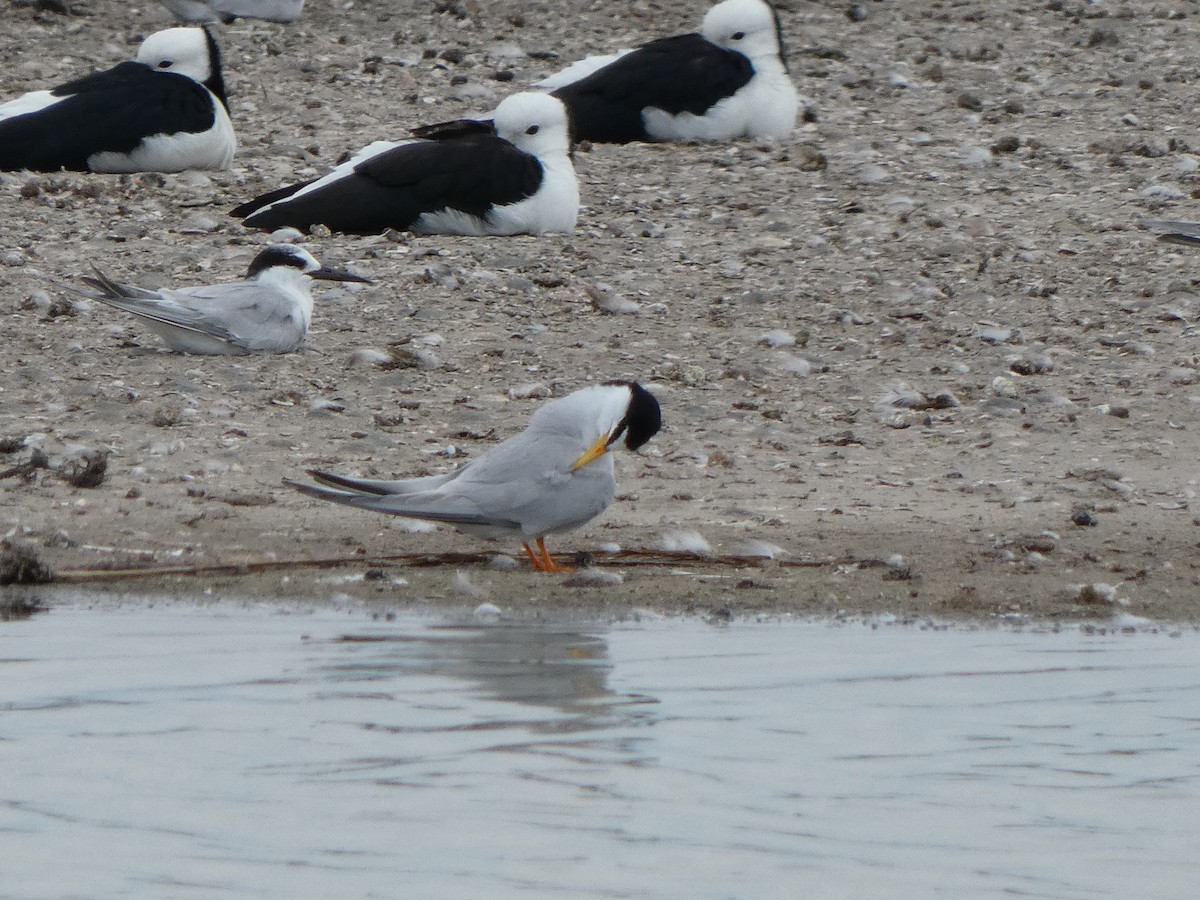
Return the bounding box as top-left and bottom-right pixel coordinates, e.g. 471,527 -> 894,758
158,0 -> 304,24
71,245 -> 369,355
537,0 -> 798,143
284,382 -> 663,572
0,27 -> 235,173
232,92 -> 578,236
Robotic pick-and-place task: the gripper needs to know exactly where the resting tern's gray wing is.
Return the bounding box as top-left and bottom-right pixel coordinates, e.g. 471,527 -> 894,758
82,273 -> 305,353
81,268 -> 161,301
159,283 -> 305,347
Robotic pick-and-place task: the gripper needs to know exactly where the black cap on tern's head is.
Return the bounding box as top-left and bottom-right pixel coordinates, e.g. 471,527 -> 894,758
245,245 -> 372,284
559,381 -> 662,473
605,380 -> 663,451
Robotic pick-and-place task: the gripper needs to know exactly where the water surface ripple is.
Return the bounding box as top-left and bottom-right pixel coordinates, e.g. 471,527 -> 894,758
1,605 -> 1197,899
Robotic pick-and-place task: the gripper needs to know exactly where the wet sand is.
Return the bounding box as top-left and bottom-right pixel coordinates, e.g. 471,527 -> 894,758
3,0 -> 1200,622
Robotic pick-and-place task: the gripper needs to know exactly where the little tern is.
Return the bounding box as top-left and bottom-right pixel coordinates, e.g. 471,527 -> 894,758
284,382 -> 663,572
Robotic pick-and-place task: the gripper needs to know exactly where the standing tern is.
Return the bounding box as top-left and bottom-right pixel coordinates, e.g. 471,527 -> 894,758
71,245 -> 370,355
158,0 -> 305,23
0,27 -> 235,173
536,0 -> 798,143
284,382 -> 663,572
232,92 -> 577,236
1140,219 -> 1200,247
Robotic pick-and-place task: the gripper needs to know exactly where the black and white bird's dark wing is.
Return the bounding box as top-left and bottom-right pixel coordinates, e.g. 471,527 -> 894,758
409,117 -> 496,142
548,34 -> 753,143
538,0 -> 798,143
235,134 -> 542,234
0,27 -> 234,173
0,64 -> 223,172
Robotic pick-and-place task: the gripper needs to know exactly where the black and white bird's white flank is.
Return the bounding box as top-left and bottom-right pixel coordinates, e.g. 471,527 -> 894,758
0,27 -> 235,173
158,0 -> 304,23
71,245 -> 369,355
284,382 -> 663,572
231,92 -> 577,236
537,0 -> 798,143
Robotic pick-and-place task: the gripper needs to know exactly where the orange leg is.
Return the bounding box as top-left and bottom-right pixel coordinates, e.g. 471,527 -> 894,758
522,542 -> 545,571
536,536 -> 574,573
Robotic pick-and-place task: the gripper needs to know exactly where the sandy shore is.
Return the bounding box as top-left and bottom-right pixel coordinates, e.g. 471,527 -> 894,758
3,0 -> 1200,622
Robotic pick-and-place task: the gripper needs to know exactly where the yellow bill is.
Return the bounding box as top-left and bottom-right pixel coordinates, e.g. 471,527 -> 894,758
571,432 -> 612,471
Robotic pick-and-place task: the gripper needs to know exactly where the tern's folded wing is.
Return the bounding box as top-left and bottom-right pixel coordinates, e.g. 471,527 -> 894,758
284,477 -> 521,529
307,468 -> 458,496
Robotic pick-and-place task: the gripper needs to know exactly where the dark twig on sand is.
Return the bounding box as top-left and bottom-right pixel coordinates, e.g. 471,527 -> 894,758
0,448 -> 51,482
53,549 -> 845,584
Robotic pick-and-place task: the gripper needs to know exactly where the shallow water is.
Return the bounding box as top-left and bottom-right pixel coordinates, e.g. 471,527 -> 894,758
1,601 -> 1198,900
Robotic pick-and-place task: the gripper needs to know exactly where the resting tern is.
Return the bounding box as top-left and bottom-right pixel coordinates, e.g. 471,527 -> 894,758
284,382 -> 663,572
71,245 -> 369,355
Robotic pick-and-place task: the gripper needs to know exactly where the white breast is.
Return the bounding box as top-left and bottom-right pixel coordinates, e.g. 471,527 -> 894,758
642,62 -> 798,142
88,97 -> 236,173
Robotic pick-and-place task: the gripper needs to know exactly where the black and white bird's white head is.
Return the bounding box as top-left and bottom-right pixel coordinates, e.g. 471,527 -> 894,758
702,0 -> 786,67
135,27 -> 228,106
245,245 -> 371,285
494,92 -> 572,159
535,381 -> 663,473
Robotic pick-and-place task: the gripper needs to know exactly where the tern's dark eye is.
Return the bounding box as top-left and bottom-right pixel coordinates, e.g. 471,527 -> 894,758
731,31 -> 745,40
525,124 -> 540,135
158,60 -> 172,68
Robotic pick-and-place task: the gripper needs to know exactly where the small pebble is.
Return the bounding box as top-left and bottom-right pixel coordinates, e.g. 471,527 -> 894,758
472,602 -> 502,623
957,91 -> 984,111
348,348 -> 392,368
659,529 -> 713,555
487,554 -> 519,571
508,382 -> 550,400
588,286 -> 641,315
267,227 -> 306,243
452,570 -> 489,600
561,569 -> 624,588
758,329 -> 796,349
1076,583 -> 1118,604
991,376 -> 1018,398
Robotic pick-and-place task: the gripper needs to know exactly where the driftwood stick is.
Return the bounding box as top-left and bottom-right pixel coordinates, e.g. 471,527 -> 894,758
53,549 -> 843,584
